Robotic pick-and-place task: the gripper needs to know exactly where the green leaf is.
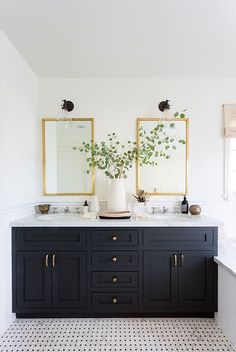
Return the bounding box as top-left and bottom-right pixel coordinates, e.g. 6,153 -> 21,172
174,112 -> 179,117
180,113 -> 185,118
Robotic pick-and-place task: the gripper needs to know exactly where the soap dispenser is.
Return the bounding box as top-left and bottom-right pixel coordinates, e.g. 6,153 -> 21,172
83,200 -> 89,214
181,195 -> 189,214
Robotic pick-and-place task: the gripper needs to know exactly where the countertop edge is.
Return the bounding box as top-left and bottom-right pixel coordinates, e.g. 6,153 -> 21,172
10,215 -> 222,228
214,257 -> 236,278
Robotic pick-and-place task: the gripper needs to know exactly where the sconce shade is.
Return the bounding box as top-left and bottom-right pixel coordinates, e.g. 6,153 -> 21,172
61,100 -> 74,112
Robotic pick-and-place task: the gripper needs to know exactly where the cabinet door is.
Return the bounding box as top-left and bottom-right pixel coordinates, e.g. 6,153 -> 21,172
143,251 -> 178,308
178,251 -> 214,308
52,251 -> 87,308
16,251 -> 51,308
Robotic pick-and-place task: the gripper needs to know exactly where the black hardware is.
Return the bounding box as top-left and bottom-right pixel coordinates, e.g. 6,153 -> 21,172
61,99 -> 74,112
158,100 -> 171,112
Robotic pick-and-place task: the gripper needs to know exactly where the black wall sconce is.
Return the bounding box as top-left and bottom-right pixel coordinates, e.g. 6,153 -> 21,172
158,100 -> 171,112
61,99 -> 74,112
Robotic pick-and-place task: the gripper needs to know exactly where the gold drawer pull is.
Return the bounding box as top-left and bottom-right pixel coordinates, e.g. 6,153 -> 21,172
112,235 -> 118,241
45,254 -> 49,268
52,254 -> 56,268
112,256 -> 118,262
173,254 -> 178,267
112,297 -> 118,304
112,276 -> 118,283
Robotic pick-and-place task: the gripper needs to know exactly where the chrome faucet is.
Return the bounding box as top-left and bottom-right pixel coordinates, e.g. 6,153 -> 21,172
64,206 -> 70,214
52,207 -> 58,214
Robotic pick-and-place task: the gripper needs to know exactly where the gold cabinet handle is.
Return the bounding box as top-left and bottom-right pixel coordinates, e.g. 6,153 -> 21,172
45,254 -> 49,268
112,235 -> 117,241
52,254 -> 56,268
112,276 -> 118,283
180,254 -> 184,267
173,254 -> 178,267
112,256 -> 118,262
112,297 -> 118,304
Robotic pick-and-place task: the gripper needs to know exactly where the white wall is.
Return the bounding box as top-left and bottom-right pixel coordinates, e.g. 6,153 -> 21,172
39,77 -> 236,235
0,31 -> 38,335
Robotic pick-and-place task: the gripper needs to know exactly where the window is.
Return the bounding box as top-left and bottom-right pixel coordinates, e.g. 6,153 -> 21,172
225,137 -> 236,199
224,104 -> 236,199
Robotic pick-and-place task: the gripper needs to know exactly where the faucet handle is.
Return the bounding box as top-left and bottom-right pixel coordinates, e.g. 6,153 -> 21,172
151,206 -> 158,214
173,205 -> 180,214
161,206 -> 168,214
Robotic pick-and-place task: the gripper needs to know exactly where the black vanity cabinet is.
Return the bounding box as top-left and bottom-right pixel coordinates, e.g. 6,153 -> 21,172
16,251 -> 52,309
12,226 -> 218,318
143,251 -> 178,308
15,250 -> 86,309
143,250 -> 214,310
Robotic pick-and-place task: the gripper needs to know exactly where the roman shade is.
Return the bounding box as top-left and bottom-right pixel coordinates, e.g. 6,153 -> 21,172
224,104 -> 236,137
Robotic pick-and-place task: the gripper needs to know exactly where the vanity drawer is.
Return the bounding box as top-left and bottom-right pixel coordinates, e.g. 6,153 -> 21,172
143,227 -> 216,248
14,227 -> 87,250
91,229 -> 138,247
92,292 -> 138,311
91,271 -> 139,288
91,251 -> 139,268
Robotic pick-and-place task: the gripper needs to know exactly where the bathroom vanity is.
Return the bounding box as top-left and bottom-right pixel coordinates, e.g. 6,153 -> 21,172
11,215 -> 219,318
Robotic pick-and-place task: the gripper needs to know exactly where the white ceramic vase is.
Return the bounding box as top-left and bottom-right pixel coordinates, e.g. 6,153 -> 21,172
107,178 -> 126,212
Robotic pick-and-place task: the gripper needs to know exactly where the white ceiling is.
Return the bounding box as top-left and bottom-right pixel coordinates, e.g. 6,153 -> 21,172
0,0 -> 236,78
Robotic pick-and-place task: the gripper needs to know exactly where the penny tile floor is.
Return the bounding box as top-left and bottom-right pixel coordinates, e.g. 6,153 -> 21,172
0,318 -> 235,352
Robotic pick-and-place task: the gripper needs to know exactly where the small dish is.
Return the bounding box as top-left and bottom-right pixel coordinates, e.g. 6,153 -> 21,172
38,204 -> 51,214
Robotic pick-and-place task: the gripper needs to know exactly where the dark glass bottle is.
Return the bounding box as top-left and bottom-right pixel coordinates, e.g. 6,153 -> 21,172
181,196 -> 189,214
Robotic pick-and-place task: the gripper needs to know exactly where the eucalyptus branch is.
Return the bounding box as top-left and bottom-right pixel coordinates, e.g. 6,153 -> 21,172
74,122 -> 186,179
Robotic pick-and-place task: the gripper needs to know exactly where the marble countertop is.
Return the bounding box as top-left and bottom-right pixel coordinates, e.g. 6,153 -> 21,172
10,213 -> 222,227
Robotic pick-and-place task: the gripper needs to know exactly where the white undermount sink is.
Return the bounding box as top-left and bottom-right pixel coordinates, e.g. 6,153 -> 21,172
150,213 -> 192,221
39,214 -> 82,221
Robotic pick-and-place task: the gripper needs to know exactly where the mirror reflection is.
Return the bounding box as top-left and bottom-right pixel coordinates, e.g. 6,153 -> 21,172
42,118 -> 94,195
137,118 -> 188,195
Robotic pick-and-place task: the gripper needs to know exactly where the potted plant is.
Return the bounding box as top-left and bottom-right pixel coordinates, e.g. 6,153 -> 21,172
132,189 -> 150,214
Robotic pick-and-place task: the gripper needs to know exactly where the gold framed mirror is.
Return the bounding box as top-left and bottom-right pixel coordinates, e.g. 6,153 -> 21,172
136,118 -> 189,195
42,118 -> 95,196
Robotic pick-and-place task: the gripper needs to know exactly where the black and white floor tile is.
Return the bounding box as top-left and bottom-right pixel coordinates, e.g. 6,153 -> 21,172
0,318 -> 235,352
